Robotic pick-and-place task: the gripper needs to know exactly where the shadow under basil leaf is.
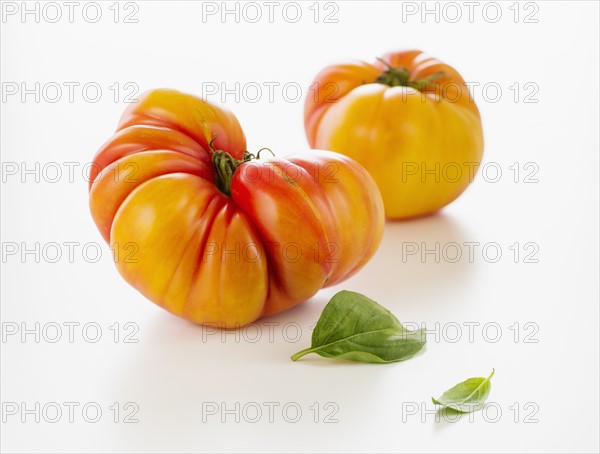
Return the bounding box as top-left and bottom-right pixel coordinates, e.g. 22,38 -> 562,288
433,406 -> 475,431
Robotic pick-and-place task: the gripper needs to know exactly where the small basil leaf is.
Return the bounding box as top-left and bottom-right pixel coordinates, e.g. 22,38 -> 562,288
432,369 -> 495,413
291,290 -> 426,363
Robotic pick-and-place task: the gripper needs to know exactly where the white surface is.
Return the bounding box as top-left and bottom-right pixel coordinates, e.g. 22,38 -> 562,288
1,1 -> 599,453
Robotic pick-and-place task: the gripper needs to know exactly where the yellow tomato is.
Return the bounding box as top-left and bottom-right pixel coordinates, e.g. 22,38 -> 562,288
305,50 -> 484,219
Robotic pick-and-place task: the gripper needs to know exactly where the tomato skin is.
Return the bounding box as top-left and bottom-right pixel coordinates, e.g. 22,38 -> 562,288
90,89 -> 384,327
305,50 -> 484,219
231,150 -> 384,317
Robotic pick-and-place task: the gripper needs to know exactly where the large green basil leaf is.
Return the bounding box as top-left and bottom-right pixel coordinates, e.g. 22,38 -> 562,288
291,290 -> 426,363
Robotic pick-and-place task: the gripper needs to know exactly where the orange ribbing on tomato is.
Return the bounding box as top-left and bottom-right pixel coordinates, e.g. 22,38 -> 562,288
89,89 -> 384,327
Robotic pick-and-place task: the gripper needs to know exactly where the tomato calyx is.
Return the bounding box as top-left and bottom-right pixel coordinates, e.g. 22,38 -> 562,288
209,138 -> 274,196
374,58 -> 444,91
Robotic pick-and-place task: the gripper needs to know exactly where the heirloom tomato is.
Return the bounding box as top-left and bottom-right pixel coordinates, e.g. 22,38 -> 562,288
89,89 -> 384,328
305,50 -> 484,219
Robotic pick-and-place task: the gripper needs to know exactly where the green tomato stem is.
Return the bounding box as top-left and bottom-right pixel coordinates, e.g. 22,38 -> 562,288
210,138 -> 261,197
374,57 -> 445,91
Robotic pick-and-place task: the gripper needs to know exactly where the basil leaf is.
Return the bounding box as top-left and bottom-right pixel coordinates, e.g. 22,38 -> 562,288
291,290 -> 426,363
432,369 -> 495,413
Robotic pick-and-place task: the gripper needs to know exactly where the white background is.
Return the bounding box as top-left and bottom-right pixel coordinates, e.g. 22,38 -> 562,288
1,1 -> 599,452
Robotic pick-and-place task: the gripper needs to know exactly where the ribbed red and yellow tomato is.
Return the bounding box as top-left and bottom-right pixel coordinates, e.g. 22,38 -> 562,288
89,89 -> 384,328
305,50 -> 484,219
